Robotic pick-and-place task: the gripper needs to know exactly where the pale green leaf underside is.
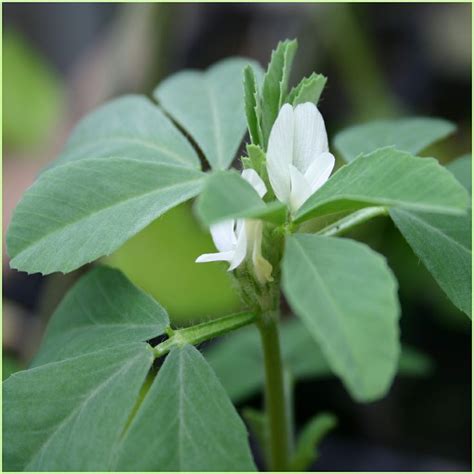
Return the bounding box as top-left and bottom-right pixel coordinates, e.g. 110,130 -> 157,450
334,117 -> 455,162
195,170 -> 286,226
32,266 -> 169,367
282,234 -> 400,402
116,345 -> 256,471
295,147 -> 468,224
51,95 -> 201,171
390,208 -> 471,317
155,58 -> 263,170
3,343 -> 153,471
7,157 -> 204,275
205,318 -> 427,403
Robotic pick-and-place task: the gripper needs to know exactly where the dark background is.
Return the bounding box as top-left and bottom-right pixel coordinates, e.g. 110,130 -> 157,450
3,3 -> 472,471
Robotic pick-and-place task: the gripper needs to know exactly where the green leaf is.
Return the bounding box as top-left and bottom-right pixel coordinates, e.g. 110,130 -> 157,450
155,58 -> 263,170
53,95 -> 201,170
205,318 -> 425,403
296,147 -> 469,224
389,155 -> 472,318
32,266 -> 169,367
289,412 -> 337,471
390,208 -> 471,317
261,39 -> 298,147
447,154 -> 471,193
7,158 -> 204,275
244,65 -> 263,146
195,170 -> 287,226
2,354 -> 21,381
282,234 -> 400,401
3,343 -> 154,471
334,117 -> 456,162
287,72 -> 327,106
115,345 -> 256,471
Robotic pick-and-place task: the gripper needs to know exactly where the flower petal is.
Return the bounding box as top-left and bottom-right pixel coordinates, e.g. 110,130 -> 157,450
241,169 -> 267,198
289,164 -> 312,213
293,103 -> 329,174
304,152 -> 335,194
228,220 -> 248,271
210,220 -> 236,252
195,250 -> 235,264
266,103 -> 294,205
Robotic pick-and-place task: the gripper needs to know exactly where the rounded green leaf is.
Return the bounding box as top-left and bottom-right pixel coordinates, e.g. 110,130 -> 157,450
155,58 -> 263,170
195,170 -> 287,226
54,95 -> 201,170
3,343 -> 154,471
116,345 -> 256,471
7,158 -> 204,275
282,234 -> 400,401
32,266 -> 170,367
390,208 -> 471,317
389,154 -> 472,317
296,147 -> 469,224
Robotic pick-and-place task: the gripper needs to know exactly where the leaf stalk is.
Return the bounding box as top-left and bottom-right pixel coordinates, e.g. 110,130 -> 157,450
316,206 -> 388,237
153,311 -> 256,358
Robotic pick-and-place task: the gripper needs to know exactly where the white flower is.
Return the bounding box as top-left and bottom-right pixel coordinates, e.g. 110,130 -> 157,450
266,102 -> 335,213
196,169 -> 273,283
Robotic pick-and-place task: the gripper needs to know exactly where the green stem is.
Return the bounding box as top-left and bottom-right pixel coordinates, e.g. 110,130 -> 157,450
317,206 -> 388,237
153,311 -> 256,358
258,313 -> 290,471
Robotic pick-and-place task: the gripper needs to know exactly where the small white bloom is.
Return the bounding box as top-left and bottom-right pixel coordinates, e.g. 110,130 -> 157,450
266,102 -> 335,213
196,169 -> 272,283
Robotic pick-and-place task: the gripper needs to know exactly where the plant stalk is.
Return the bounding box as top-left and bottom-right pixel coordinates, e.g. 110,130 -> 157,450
258,312 -> 290,471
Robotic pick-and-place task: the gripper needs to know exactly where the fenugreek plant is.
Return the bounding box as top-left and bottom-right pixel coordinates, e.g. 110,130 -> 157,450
4,39 -> 471,472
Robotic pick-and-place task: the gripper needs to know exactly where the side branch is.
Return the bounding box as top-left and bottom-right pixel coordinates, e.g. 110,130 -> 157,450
153,311 -> 257,358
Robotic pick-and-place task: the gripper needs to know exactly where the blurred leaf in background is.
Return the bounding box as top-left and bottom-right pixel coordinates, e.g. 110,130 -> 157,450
2,354 -> 22,381
3,28 -> 64,152
104,203 -> 242,324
